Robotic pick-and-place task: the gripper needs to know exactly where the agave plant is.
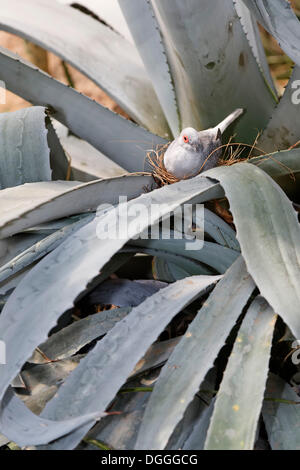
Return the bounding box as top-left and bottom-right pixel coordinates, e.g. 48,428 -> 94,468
0,0 -> 299,450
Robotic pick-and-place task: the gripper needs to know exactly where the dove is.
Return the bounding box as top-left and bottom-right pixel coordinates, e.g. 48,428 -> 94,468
163,108 -> 243,179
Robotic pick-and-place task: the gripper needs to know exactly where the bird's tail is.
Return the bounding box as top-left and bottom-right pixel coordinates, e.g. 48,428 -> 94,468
214,108 -> 243,134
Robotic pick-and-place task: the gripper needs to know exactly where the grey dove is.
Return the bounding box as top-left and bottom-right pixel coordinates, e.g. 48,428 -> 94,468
163,108 -> 243,179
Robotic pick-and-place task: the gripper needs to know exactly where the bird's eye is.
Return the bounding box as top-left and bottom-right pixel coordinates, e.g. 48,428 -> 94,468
183,135 -> 189,143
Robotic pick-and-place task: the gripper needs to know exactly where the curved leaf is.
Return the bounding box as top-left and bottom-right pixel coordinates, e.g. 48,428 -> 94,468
202,208 -> 239,251
0,388 -> 106,448
119,0 -> 179,136
241,0 -> 300,68
233,0 -> 277,97
0,0 -> 169,135
0,215 -> 93,284
0,107 -> 68,188
87,279 -> 165,308
0,47 -> 166,172
263,373 -> 300,450
61,135 -> 127,182
0,177 -> 222,446
135,257 -> 255,449
39,275 -> 221,449
29,307 -> 132,364
130,238 -> 238,274
250,146 -> 300,198
259,67 -> 300,152
206,162 -> 300,338
204,296 -> 276,450
151,0 -> 276,142
0,175 -> 153,239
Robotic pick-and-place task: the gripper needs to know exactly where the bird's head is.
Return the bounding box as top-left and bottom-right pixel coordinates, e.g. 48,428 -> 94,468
178,127 -> 201,151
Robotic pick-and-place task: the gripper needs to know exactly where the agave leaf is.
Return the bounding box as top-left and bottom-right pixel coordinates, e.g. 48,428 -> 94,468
0,256 -> 134,446
0,177 -> 221,440
0,234 -> 46,268
151,0 -> 276,142
81,377 -> 151,451
182,399 -> 216,450
167,370 -> 216,450
122,243 -> 215,278
150,207 -> 240,280
263,373 -> 300,450
16,356 -> 83,416
250,147 -> 300,199
0,0 -> 169,136
204,296 -> 276,450
206,163 -> 300,338
0,216 -> 93,285
61,135 -> 127,182
38,275 -> 221,449
241,0 -> 300,68
0,175 -> 153,239
259,67 -> 300,152
131,337 -> 181,379
233,0 -> 277,96
52,120 -> 128,181
0,234 -> 46,296
29,307 -> 133,365
0,388 -> 107,448
21,214 -> 91,235
87,279 -> 166,308
0,47 -> 166,171
0,107 -> 68,189
152,256 -> 213,282
0,276 -> 221,448
202,209 -> 239,251
0,269 -> 31,297
135,257 -> 255,450
81,337 -> 183,450
250,147 -> 300,182
130,238 -> 239,273
62,0 -> 134,42
119,0 -> 179,136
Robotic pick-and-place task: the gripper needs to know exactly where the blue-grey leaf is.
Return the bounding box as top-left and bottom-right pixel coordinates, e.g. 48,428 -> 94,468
29,308 -> 132,364
0,215 -> 93,284
0,107 -> 68,189
241,0 -> 300,68
39,275 -> 221,449
151,0 -> 276,142
0,0 -> 169,136
119,0 -> 179,136
135,256 -> 255,449
259,67 -> 300,152
204,296 -> 276,449
234,0 -> 277,97
87,279 -> 166,307
0,47 -> 166,171
263,373 -> 300,450
0,175 -> 153,239
206,163 -> 300,339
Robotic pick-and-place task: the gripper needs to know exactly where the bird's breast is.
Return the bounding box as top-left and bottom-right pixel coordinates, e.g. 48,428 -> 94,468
164,146 -> 202,179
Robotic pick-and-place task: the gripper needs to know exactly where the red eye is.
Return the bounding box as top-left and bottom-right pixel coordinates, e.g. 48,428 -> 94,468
183,135 -> 189,143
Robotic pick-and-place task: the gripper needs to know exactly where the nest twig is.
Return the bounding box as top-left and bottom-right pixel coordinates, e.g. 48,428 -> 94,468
147,143 -> 181,186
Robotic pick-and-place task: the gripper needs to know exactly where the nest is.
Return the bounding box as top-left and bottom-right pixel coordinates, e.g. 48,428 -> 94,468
147,133 -> 296,187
